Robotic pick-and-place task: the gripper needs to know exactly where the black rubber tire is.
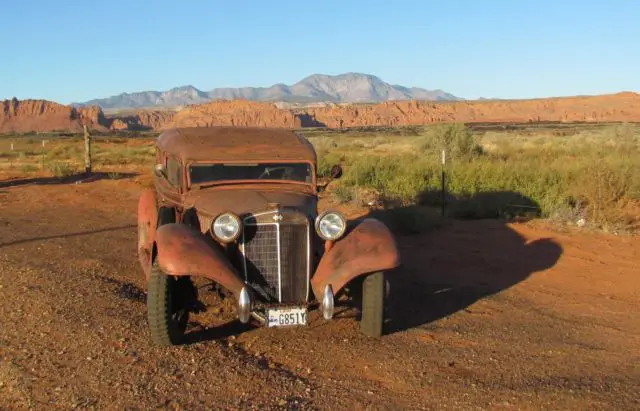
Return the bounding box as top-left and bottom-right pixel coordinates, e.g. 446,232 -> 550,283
147,259 -> 189,346
360,271 -> 385,338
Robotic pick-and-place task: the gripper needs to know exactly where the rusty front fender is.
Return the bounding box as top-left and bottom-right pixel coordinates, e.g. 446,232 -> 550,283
138,189 -> 158,279
311,218 -> 400,300
154,223 -> 245,298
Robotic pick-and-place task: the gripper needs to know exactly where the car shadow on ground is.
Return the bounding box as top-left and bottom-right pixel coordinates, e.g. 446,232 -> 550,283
0,171 -> 139,188
0,224 -> 137,248
183,321 -> 255,344
364,190 -> 564,335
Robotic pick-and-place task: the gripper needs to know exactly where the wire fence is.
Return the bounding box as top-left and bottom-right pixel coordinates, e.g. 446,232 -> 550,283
0,138 -> 53,172
0,135 -> 155,177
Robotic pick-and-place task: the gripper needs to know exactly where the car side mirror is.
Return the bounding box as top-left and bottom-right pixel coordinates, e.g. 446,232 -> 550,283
330,165 -> 343,179
318,164 -> 343,192
154,163 -> 167,178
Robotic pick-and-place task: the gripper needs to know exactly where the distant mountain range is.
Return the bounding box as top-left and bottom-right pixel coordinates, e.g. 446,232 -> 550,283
73,72 -> 462,110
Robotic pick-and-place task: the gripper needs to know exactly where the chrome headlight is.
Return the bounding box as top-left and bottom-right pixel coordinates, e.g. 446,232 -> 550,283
211,212 -> 242,243
315,211 -> 347,241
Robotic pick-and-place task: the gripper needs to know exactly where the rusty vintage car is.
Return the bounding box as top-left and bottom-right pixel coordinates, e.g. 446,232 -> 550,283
137,126 -> 400,345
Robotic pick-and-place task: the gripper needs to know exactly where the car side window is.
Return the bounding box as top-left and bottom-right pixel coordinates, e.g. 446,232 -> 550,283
166,156 -> 182,187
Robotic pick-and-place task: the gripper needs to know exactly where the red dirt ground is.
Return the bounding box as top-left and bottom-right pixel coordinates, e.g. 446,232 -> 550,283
0,174 -> 638,410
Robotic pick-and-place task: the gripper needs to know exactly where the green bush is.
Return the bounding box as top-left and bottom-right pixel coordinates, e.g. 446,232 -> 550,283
419,123 -> 483,159
317,123 -> 640,232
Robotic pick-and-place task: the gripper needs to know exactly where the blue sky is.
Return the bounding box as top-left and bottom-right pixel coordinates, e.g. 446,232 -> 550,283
1,0 -> 638,103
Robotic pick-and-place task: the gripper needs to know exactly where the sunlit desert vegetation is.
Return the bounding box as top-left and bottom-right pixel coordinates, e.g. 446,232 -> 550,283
2,123 -> 638,233
310,123 -> 640,233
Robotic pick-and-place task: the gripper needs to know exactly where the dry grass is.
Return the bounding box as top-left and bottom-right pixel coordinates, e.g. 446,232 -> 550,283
1,123 -> 638,233
309,123 -> 640,233
0,135 -> 155,175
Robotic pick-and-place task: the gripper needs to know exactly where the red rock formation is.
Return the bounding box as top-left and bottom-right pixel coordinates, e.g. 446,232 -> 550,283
109,118 -> 129,131
155,92 -> 640,131
135,110 -> 176,130
77,106 -> 109,131
0,98 -> 108,133
3,92 -> 640,133
297,92 -> 640,128
165,100 -> 300,129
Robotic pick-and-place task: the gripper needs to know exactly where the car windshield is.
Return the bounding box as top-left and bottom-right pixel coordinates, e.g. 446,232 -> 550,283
189,163 -> 313,185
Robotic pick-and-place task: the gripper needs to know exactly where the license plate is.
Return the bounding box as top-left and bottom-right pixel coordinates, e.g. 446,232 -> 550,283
267,307 -> 308,328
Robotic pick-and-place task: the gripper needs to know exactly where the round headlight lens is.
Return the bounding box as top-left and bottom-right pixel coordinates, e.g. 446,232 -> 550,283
212,213 -> 241,242
316,211 -> 346,240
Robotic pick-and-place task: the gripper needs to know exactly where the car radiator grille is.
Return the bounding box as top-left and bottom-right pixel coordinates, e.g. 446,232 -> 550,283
241,212 -> 309,303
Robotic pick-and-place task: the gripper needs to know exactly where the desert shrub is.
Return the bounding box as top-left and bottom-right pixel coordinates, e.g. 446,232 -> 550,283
567,159 -> 636,230
419,123 -> 483,159
317,123 -> 639,232
45,144 -> 83,160
19,164 -> 39,173
93,146 -> 155,166
331,185 -> 354,204
349,139 -> 366,149
0,151 -> 19,159
372,136 -> 390,146
48,161 -> 77,177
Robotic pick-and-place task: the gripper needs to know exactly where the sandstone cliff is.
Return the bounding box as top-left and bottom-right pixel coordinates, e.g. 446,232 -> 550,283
106,110 -> 176,131
3,92 -> 640,134
166,100 -> 300,129
0,98 -> 108,133
296,92 -> 640,128
135,110 -> 176,130
156,92 -> 640,131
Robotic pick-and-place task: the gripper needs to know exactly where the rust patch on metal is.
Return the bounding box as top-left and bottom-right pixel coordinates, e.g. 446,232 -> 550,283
156,126 -> 316,163
185,187 -> 317,222
155,223 -> 245,297
137,189 -> 158,279
311,218 -> 400,299
324,239 -> 335,253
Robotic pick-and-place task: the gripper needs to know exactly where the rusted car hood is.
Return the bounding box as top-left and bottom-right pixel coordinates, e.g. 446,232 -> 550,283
184,185 -> 317,218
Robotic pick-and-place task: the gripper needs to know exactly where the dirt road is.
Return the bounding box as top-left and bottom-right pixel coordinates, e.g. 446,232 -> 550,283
0,175 -> 638,410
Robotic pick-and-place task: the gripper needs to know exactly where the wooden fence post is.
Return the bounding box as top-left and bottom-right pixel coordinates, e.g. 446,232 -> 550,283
84,125 -> 92,175
41,139 -> 46,170
441,149 -> 447,217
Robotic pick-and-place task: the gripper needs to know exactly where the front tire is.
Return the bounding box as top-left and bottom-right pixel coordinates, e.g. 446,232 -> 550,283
147,259 -> 190,346
360,271 -> 385,338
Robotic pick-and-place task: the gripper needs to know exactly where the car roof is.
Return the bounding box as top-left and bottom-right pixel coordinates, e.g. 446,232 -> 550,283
156,126 -> 317,163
